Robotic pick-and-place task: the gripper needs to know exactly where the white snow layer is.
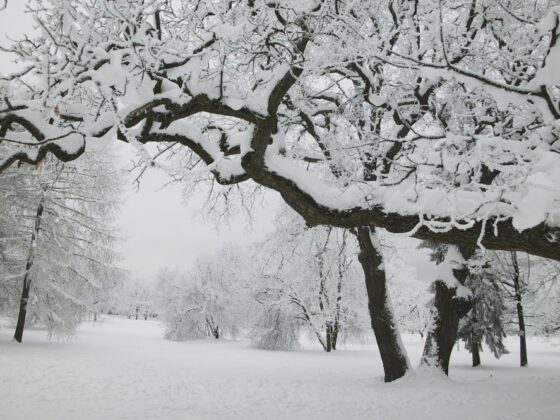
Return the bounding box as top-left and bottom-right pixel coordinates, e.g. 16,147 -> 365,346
1,317 -> 559,420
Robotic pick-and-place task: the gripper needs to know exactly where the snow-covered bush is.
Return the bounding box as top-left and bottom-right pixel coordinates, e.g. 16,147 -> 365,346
156,248 -> 250,340
251,307 -> 301,351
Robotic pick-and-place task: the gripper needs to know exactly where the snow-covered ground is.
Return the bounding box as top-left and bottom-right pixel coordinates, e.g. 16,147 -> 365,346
1,317 -> 559,420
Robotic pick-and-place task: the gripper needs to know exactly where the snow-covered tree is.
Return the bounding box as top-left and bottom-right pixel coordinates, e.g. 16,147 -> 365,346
156,247 -> 250,340
492,251 -> 532,366
490,251 -> 560,366
111,276 -> 154,320
2,0 -> 558,257
252,208 -> 366,352
457,254 -> 507,367
0,150 -> 124,340
251,306 -> 302,351
389,255 -> 432,339
534,259 -> 560,336
0,169 -> 30,317
1,0 -> 560,381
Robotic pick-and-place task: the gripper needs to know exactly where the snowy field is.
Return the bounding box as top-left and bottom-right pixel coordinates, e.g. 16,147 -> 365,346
1,317 -> 559,420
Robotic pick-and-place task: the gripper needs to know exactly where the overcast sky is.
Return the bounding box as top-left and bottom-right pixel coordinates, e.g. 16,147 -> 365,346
0,2 -> 279,279
115,155 -> 279,277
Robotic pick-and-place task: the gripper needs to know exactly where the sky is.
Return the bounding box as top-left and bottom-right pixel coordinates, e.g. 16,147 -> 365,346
0,2 -> 279,279
115,154 -> 279,277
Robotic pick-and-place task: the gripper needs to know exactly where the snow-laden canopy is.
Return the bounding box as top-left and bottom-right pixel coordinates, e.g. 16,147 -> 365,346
1,0 -> 559,259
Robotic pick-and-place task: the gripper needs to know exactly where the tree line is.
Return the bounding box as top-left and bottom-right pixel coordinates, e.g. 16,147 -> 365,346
130,205 -> 559,374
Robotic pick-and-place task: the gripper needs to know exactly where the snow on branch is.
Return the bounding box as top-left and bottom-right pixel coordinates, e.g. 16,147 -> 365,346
0,0 -> 559,260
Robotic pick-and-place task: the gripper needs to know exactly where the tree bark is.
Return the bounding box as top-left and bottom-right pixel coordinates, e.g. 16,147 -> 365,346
511,252 -> 528,367
331,322 -> 339,350
472,339 -> 481,367
421,246 -> 474,375
14,195 -> 45,343
355,227 -> 410,382
206,317 -> 220,339
325,324 -> 332,352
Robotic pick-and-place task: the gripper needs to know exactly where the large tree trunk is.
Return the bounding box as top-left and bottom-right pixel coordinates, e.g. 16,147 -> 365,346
14,196 -> 45,343
421,246 -> 474,375
356,227 -> 410,382
511,252 -> 528,367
